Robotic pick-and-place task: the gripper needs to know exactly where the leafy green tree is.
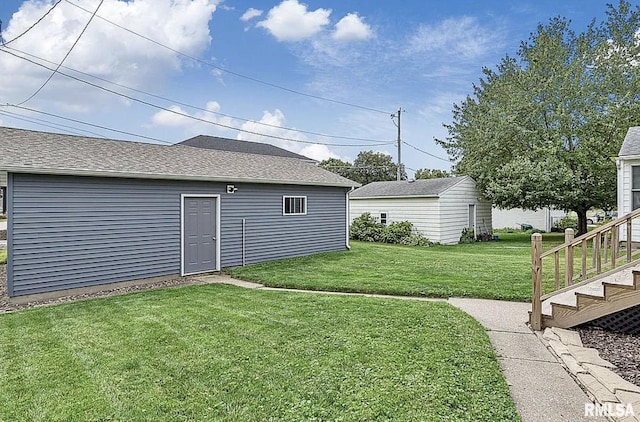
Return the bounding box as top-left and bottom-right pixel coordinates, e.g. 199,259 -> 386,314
321,151 -> 406,185
414,168 -> 451,179
351,151 -> 406,185
437,1 -> 640,234
318,158 -> 353,179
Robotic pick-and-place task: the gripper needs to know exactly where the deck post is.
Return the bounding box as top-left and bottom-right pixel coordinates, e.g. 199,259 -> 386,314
627,219 -> 633,263
565,229 -> 574,287
531,233 -> 543,331
611,227 -> 617,269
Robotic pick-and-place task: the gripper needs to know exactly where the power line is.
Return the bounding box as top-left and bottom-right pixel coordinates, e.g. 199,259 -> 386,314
402,141 -> 450,162
0,109 -> 106,138
3,104 -> 174,144
5,45 -> 390,144
2,0 -> 62,46
18,0 -> 104,105
64,0 -> 392,115
1,48 -> 394,148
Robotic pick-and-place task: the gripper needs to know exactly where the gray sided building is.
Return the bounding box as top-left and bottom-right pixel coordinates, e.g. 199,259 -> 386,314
0,127 -> 358,297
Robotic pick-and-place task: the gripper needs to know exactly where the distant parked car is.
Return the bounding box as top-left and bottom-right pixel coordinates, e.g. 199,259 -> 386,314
587,214 -> 604,224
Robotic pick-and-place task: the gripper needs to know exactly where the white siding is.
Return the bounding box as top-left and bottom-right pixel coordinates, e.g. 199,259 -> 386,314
349,197 -> 442,243
477,199 -> 493,235
492,207 -> 567,232
0,171 -> 6,187
439,178 -> 491,244
617,158 -> 640,241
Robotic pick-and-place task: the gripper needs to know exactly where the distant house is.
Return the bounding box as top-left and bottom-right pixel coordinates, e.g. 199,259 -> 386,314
177,135 -> 315,162
617,126 -> 640,240
0,127 -> 358,298
349,176 -> 492,245
492,207 -> 568,232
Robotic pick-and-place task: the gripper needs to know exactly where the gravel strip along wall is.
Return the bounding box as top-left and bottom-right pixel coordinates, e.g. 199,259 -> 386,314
0,264 -> 209,314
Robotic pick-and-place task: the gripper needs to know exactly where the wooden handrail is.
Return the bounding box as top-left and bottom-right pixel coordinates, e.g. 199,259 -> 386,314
530,208 -> 640,330
540,208 -> 640,258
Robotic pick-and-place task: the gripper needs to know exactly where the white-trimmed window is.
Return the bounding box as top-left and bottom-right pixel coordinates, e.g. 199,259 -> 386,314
380,212 -> 388,225
633,166 -> 640,210
283,196 -> 307,215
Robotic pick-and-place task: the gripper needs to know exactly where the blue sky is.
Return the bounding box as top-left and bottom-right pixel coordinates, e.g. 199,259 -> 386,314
0,0 -> 616,175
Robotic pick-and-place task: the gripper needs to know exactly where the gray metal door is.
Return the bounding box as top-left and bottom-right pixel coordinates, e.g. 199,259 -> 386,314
183,197 -> 217,274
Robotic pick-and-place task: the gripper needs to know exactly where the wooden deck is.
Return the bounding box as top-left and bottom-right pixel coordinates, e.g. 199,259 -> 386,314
531,209 -> 640,330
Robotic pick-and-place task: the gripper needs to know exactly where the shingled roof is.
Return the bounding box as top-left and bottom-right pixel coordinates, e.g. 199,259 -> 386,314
0,127 -> 357,188
178,135 -> 313,161
618,127 -> 640,157
350,176 -> 469,198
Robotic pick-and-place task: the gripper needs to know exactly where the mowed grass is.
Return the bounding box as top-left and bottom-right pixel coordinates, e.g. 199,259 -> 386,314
228,232 -> 566,302
0,249 -> 5,265
0,284 -> 519,421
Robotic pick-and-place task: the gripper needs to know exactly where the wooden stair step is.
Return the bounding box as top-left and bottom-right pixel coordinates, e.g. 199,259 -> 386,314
540,265 -> 640,328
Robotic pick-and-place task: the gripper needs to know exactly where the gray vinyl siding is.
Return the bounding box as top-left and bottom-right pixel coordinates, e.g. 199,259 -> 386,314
8,173 -> 348,296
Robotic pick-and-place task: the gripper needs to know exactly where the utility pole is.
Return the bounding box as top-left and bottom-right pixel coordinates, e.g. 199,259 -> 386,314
391,108 -> 402,181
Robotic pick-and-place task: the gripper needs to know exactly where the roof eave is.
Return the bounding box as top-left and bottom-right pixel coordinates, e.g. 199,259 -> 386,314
350,194 -> 439,200
1,167 -> 358,188
618,154 -> 640,161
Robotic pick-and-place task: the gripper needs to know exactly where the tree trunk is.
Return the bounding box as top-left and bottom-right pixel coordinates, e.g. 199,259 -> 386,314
576,209 -> 588,236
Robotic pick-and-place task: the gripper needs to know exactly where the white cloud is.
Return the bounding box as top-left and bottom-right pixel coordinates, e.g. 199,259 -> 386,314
406,16 -> 501,60
151,101 -> 235,135
299,143 -> 339,161
152,102 -> 340,161
257,0 -> 331,42
152,105 -> 194,127
240,8 -> 263,22
0,0 -> 219,111
332,13 -> 372,41
238,109 -> 339,161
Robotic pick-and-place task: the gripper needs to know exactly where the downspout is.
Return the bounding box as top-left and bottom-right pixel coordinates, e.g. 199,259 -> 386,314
242,218 -> 246,266
5,173 -> 13,297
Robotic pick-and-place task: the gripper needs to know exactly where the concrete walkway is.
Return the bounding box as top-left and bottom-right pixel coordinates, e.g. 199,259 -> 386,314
197,274 -> 605,421
448,298 -> 603,421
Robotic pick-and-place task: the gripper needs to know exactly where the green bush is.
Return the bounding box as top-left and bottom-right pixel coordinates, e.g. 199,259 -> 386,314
350,213 -> 385,242
399,233 -> 433,246
459,228 -> 475,244
380,221 -> 413,244
553,216 -> 578,232
350,215 -> 431,246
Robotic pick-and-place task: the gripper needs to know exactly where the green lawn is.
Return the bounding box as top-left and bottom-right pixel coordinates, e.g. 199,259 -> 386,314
0,249 -> 5,265
0,284 -> 518,421
228,232 -> 565,302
